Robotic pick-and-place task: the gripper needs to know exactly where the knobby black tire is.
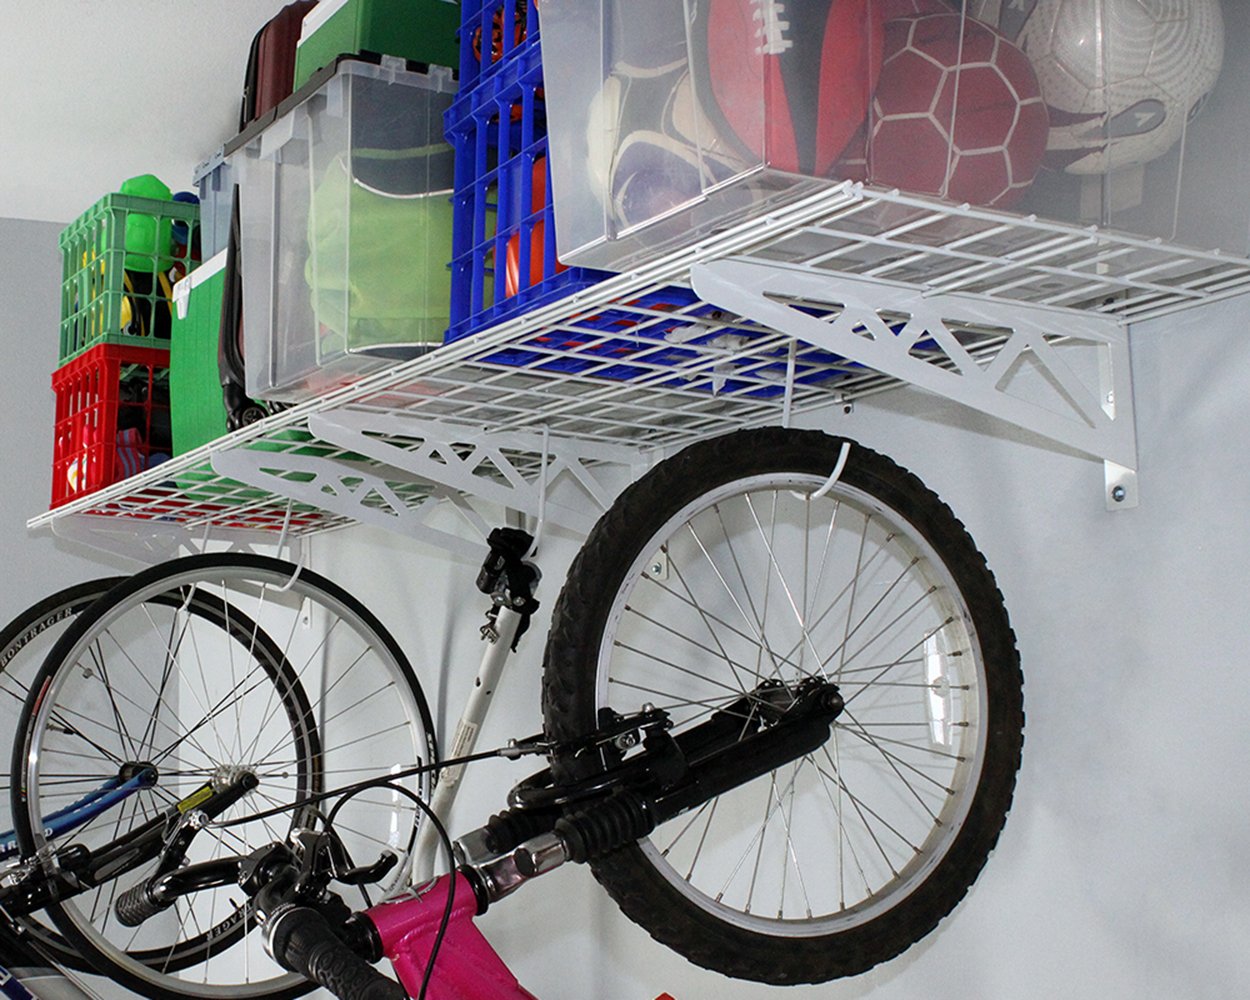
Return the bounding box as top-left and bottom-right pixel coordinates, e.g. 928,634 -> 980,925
542,428 -> 1024,983
0,577 -> 121,971
11,554 -> 436,1000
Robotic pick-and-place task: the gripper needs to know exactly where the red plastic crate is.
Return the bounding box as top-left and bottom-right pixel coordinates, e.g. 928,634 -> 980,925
51,343 -> 171,508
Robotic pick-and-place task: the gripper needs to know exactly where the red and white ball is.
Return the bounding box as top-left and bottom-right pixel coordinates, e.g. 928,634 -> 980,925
851,13 -> 1049,207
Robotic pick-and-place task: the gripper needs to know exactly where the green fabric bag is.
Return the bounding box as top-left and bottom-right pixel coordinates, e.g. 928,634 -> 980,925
306,145 -> 454,358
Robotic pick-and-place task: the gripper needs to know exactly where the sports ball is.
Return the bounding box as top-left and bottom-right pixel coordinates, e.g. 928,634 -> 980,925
695,0 -> 886,175
966,0 -> 1225,174
874,0 -> 950,21
854,13 -> 1049,207
589,64 -> 750,229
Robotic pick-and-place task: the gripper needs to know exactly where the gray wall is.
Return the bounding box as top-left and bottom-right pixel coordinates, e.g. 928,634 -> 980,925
0,218 -> 114,606
4,207 -> 1248,997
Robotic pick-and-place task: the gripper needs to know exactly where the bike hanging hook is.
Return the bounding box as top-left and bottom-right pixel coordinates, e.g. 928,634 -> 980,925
275,498 -> 307,592
810,440 -> 852,500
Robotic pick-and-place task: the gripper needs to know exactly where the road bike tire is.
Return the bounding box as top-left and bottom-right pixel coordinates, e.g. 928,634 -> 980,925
11,554 -> 437,1000
1,577 -> 122,970
12,561 -> 323,999
542,427 -> 1024,983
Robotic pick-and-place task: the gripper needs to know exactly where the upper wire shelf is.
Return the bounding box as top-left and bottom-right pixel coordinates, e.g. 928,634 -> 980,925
30,182 -> 1250,540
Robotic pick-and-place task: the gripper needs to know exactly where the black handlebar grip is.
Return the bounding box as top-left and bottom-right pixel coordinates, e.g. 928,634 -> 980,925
267,905 -> 405,1000
115,881 -> 173,927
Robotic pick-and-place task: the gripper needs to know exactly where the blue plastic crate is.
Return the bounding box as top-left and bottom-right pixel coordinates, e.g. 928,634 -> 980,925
442,8 -> 864,401
444,16 -> 609,342
457,0 -> 538,94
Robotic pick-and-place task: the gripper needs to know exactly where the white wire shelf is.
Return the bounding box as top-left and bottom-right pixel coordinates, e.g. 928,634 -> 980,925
30,181 -> 1250,542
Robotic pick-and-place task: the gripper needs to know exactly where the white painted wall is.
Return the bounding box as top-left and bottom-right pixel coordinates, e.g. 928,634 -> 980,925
0,0 -> 289,224
0,218 -> 121,600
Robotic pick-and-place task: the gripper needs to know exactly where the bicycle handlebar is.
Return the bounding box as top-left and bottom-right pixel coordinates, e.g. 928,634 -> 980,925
266,903 -> 404,1000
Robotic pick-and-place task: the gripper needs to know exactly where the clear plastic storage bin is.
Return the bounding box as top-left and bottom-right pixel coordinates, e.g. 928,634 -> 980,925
193,148 -> 236,261
537,0 -> 1250,272
230,56 -> 457,403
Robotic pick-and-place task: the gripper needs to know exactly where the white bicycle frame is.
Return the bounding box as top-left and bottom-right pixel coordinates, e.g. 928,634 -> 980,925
411,605 -> 527,880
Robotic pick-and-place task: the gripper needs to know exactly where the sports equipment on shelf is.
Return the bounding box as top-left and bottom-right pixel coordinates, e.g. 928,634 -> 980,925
593,64 -> 749,230
849,12 -> 1049,208
967,0 -> 1225,174
696,0 -> 886,176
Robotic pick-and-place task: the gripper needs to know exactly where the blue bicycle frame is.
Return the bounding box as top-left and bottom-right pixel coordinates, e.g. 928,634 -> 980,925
0,768 -> 156,864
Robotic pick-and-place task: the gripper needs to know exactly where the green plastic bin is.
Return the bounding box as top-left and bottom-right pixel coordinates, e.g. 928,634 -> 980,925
293,0 -> 459,87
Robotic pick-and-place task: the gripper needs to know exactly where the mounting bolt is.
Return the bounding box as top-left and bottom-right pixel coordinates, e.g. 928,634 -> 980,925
1111,485 -> 1127,503
614,732 -> 639,751
843,401 -> 854,415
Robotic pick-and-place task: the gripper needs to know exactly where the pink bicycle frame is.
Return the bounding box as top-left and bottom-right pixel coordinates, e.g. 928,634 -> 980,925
366,873 -> 538,1000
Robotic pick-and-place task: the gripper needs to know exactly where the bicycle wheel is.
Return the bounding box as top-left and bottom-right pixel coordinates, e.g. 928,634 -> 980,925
11,554 -> 437,1000
542,428 -> 1024,983
1,578 -> 122,969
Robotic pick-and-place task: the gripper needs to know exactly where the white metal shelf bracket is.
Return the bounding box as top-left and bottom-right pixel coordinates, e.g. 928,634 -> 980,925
210,447 -> 485,561
692,259 -> 1139,509
306,411 -> 649,534
209,412 -> 650,559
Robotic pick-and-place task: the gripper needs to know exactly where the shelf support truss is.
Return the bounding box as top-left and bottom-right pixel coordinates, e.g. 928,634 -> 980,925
693,258 -> 1139,509
211,413 -> 648,559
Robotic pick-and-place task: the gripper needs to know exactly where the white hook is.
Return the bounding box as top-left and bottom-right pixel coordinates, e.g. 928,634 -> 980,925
274,498 -> 307,592
810,441 -> 852,500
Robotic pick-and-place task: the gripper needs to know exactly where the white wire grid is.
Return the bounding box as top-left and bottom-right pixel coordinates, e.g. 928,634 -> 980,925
30,182 -> 1250,540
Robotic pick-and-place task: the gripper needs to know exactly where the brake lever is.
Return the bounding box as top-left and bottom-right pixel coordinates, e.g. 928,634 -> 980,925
335,851 -> 398,887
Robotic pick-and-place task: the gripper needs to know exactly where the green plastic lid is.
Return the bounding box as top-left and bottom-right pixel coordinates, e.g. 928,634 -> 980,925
120,174 -> 173,272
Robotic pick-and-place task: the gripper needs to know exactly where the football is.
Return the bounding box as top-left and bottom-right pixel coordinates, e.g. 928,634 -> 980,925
695,0 -> 885,175
852,13 -> 1049,207
966,0 -> 1225,174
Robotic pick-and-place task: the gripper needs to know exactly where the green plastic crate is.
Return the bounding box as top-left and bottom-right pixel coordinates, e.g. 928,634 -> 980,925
293,0 -> 459,87
59,193 -> 200,363
170,252 -> 228,456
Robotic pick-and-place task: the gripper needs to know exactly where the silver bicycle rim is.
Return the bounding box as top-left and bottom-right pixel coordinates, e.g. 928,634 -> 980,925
596,472 -> 990,936
22,563 -> 431,997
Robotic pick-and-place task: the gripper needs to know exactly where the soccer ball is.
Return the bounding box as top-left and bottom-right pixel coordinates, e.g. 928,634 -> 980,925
852,13 -> 1049,207
966,0 -> 1225,174
589,63 -> 750,229
873,0 -> 950,21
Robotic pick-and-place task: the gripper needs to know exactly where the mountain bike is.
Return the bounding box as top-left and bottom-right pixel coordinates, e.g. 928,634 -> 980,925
5,428 -> 1025,998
